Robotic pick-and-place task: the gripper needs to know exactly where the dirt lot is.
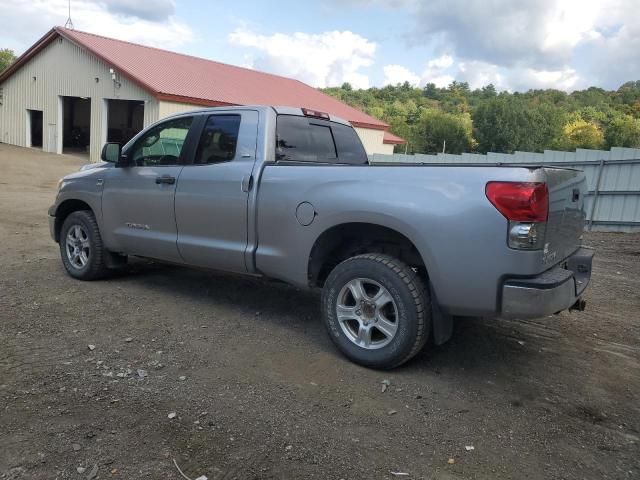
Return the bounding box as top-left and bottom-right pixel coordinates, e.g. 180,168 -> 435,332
0,143 -> 639,480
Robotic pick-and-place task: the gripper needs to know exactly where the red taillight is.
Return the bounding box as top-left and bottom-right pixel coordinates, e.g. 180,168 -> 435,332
485,182 -> 549,222
302,107 -> 330,120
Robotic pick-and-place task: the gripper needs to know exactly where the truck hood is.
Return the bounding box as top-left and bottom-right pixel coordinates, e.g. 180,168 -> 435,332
79,161 -> 113,171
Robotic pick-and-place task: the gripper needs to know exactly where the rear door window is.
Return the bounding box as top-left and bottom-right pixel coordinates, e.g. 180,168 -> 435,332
276,115 -> 366,164
194,115 -> 241,164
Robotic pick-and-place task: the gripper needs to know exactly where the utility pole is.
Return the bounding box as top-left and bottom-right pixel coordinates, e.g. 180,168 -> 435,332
442,139 -> 446,153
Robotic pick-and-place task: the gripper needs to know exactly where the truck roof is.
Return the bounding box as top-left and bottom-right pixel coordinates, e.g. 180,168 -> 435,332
162,105 -> 352,127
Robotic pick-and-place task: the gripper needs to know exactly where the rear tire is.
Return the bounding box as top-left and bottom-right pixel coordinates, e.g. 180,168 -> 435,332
59,210 -> 110,280
321,254 -> 431,369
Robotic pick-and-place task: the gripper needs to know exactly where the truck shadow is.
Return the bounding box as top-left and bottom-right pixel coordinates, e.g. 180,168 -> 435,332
113,258 -> 543,377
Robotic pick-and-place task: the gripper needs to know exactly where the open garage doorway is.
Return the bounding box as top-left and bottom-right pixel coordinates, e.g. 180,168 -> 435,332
107,100 -> 144,146
27,110 -> 43,148
62,96 -> 91,157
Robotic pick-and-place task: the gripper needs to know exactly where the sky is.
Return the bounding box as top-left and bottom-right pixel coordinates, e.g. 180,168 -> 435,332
1,0 -> 639,92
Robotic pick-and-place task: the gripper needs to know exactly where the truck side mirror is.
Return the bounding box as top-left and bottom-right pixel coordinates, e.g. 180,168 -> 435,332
101,142 -> 121,163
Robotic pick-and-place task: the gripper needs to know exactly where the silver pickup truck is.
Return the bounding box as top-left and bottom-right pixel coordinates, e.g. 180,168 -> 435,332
49,106 -> 594,368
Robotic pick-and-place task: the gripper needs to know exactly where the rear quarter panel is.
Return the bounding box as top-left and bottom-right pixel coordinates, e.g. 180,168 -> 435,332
255,164 -> 549,317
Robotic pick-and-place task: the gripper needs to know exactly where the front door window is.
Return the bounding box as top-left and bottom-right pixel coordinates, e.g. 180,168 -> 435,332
130,116 -> 193,166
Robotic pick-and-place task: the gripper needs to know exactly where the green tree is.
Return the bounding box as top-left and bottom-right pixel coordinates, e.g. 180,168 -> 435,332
321,78 -> 640,155
556,118 -> 604,150
605,114 -> 640,148
472,96 -> 565,153
422,83 -> 439,100
0,48 -> 16,73
416,110 -> 475,154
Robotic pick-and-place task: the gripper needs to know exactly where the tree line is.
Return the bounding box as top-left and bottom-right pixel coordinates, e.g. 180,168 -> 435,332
323,81 -> 640,154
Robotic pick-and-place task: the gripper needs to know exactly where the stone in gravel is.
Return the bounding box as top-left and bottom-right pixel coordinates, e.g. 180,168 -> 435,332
285,445 -> 293,451
465,445 -> 475,451
87,345 -> 95,351
381,379 -> 390,393
168,412 -> 177,419
447,458 -> 455,465
72,443 -> 81,451
87,464 -> 98,479
77,466 -> 86,474
178,376 -> 186,381
125,337 -> 133,342
388,409 -> 397,415
137,369 -> 148,378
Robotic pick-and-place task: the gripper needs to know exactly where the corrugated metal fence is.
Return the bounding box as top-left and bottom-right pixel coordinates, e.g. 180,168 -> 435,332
370,147 -> 640,232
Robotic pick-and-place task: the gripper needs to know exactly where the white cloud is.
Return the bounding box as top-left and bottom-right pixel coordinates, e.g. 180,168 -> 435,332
1,0 -> 193,52
228,28 -> 376,89
421,55 -> 455,87
382,56 -> 582,92
383,54 -> 454,89
383,65 -> 420,86
457,60 -> 581,91
349,0 -> 638,91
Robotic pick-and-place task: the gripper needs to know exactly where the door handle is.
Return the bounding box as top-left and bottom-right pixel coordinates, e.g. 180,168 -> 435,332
241,175 -> 253,192
155,175 -> 176,185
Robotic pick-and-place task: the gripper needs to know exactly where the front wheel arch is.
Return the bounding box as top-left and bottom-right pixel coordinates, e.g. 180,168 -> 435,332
53,199 -> 93,243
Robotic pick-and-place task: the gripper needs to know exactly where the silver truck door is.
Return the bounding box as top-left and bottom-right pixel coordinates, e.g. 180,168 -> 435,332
175,110 -> 259,273
101,115 -> 196,263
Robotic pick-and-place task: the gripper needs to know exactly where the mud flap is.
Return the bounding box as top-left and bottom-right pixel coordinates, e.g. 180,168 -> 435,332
104,251 -> 127,269
430,284 -> 454,345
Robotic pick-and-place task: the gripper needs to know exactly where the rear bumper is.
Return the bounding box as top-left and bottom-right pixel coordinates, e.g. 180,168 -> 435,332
500,247 -> 595,319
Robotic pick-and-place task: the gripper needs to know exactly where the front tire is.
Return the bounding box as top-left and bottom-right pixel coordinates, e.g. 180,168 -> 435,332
321,254 -> 431,369
59,210 -> 110,280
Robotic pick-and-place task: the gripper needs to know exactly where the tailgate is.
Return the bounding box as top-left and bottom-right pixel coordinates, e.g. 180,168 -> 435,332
543,167 -> 586,265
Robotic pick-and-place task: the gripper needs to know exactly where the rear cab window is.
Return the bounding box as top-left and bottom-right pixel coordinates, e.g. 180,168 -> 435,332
276,115 -> 367,165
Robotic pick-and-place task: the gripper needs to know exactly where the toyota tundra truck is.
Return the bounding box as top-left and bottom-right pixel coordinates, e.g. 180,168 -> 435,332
49,106 -> 595,369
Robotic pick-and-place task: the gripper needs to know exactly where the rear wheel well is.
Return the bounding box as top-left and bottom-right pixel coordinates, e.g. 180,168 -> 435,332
53,199 -> 93,242
308,223 -> 426,288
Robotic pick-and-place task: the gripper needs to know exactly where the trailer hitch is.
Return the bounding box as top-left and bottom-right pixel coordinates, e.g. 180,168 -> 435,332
569,298 -> 587,312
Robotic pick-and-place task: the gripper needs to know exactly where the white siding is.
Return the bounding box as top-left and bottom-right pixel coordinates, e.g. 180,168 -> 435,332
378,143 -> 395,155
158,100 -> 204,119
354,127 -> 386,155
0,36 -> 159,162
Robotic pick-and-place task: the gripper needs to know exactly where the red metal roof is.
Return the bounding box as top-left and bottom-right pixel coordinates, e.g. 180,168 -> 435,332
383,131 -> 406,144
1,27 -> 389,130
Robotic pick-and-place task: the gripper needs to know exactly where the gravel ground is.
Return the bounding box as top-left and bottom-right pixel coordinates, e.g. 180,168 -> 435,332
0,144 -> 639,480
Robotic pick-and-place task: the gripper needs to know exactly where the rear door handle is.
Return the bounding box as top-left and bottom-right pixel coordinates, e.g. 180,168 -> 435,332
241,175 -> 253,192
155,175 -> 176,185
